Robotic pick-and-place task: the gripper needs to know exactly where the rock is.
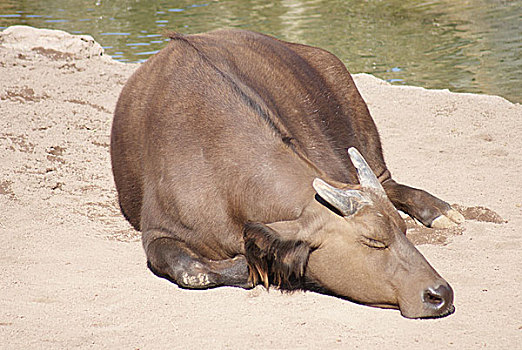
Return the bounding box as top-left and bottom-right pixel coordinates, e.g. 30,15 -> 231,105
0,25 -> 105,60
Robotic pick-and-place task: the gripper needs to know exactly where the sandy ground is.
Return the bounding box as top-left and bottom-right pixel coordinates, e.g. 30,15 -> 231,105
0,26 -> 521,349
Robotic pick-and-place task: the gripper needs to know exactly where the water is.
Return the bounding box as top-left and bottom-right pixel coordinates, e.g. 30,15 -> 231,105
0,0 -> 520,103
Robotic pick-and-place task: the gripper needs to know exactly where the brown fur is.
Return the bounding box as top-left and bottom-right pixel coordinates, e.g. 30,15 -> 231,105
111,29 -> 387,255
244,222 -> 313,289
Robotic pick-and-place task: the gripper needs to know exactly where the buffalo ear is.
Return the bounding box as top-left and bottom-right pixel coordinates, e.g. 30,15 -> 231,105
244,222 -> 311,290
312,178 -> 371,217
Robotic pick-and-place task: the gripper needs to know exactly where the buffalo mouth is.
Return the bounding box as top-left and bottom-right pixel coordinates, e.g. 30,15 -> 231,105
355,301 -> 455,319
415,304 -> 456,319
399,302 -> 455,319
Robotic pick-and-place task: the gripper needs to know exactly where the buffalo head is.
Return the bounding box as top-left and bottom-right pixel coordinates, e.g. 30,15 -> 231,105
306,148 -> 454,318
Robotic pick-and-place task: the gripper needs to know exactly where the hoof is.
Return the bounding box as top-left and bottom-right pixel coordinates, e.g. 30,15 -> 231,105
446,208 -> 465,224
431,208 -> 465,229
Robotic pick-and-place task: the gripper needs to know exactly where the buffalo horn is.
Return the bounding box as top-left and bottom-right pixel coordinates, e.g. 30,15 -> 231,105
312,178 -> 371,216
347,147 -> 386,195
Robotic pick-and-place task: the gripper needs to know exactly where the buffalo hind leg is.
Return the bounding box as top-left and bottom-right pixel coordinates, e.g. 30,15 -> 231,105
145,235 -> 252,289
383,179 -> 464,228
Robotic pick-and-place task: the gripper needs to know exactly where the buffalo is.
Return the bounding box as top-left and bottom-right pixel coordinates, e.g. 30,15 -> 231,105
110,29 -> 463,318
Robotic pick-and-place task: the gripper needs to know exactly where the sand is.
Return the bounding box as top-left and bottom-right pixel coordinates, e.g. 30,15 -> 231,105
1,26 -> 521,349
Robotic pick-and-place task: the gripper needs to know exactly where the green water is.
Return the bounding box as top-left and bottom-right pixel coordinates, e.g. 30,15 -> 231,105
1,0 -> 520,103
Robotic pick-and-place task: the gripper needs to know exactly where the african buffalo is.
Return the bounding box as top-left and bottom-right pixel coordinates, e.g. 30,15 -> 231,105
110,29 -> 463,318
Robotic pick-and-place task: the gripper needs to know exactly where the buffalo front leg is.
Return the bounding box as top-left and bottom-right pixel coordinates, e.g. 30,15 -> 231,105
382,179 -> 464,228
145,233 -> 252,289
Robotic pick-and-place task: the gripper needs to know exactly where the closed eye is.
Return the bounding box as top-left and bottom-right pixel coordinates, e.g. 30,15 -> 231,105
361,236 -> 388,250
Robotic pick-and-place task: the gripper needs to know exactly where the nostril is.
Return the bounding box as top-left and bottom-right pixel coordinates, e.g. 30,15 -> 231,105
423,284 -> 452,310
423,289 -> 443,306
